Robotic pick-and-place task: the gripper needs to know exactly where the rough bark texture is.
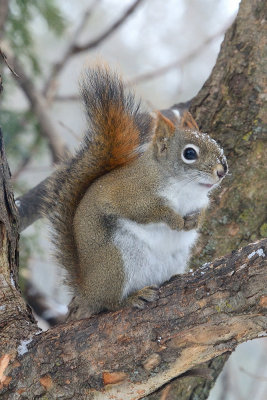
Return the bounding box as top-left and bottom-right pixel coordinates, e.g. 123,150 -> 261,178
0,128 -> 37,390
1,238 -> 267,399
143,354 -> 230,400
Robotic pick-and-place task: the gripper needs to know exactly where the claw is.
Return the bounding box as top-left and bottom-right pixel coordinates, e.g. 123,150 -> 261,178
125,286 -> 159,309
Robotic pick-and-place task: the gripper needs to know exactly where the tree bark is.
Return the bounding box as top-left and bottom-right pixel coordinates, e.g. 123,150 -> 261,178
0,128 -> 37,391
1,234 -> 266,399
190,0 -> 266,266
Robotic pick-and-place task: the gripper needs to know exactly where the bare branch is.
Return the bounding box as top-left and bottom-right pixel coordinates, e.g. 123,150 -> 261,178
16,175 -> 51,232
44,0 -> 144,100
2,238 -> 267,398
239,367 -> 267,382
54,94 -> 79,102
0,47 -> 19,77
57,120 -> 80,141
129,26 -> 229,85
43,0 -> 101,99
72,0 -> 144,53
1,45 -> 68,163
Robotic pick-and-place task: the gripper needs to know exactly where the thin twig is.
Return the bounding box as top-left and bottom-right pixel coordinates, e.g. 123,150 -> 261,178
0,47 -> 19,77
129,26 -> 229,85
72,0 -> 144,53
43,0 -> 101,99
239,367 -> 267,382
44,0 -> 144,100
54,94 -> 79,102
58,120 -> 80,141
2,45 -> 68,163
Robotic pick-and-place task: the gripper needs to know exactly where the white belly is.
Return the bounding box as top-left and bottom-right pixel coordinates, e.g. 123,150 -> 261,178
113,219 -> 198,298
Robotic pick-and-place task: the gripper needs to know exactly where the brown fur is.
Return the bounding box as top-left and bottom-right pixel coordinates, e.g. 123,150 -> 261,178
180,111 -> 199,130
42,66 -> 153,291
42,66 -> 227,316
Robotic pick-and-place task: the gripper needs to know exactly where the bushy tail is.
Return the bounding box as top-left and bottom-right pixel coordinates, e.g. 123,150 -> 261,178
43,66 -> 153,287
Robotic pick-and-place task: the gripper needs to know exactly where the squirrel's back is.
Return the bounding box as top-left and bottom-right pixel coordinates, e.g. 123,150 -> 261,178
43,66 -> 154,287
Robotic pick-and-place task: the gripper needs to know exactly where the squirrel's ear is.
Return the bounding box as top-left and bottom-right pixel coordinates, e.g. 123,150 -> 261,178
180,111 -> 199,130
153,112 -> 175,155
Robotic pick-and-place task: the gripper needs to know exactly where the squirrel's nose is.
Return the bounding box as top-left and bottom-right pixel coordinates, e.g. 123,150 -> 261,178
217,169 -> 225,179
215,164 -> 226,179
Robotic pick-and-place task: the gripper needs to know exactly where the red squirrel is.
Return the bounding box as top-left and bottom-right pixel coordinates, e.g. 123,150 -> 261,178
43,66 -> 228,316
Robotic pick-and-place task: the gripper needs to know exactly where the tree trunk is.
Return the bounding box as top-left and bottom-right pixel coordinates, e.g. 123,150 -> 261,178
190,0 -> 266,266
0,128 -> 37,391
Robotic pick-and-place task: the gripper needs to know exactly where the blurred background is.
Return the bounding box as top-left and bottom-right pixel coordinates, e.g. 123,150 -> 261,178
1,0 -> 266,399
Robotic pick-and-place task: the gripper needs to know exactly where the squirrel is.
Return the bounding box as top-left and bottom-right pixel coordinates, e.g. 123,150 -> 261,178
43,66 -> 228,316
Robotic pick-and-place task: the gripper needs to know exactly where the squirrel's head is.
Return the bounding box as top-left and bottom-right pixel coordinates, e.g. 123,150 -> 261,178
153,112 -> 228,192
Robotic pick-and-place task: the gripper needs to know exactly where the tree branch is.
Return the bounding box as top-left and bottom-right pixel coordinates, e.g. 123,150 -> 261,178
72,0 -> 144,54
16,175 -> 50,232
0,47 -> 18,77
43,0 -> 101,99
44,0 -> 144,100
129,26 -> 229,85
0,45 -> 68,163
1,239 -> 266,398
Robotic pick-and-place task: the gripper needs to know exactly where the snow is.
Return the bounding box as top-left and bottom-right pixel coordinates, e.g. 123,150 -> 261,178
10,274 -> 15,288
248,248 -> 266,259
257,332 -> 267,338
17,338 -> 33,356
201,262 -> 211,269
157,336 -> 162,343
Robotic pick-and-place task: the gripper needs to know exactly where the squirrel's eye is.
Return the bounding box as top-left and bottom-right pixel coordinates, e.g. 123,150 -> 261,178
181,144 -> 199,164
184,148 -> 197,160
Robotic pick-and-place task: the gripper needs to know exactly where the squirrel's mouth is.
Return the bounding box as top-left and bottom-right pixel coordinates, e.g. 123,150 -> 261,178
199,183 -> 214,189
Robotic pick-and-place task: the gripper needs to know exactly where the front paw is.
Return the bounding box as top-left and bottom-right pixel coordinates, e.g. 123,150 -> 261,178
184,211 -> 201,230
125,286 -> 159,309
